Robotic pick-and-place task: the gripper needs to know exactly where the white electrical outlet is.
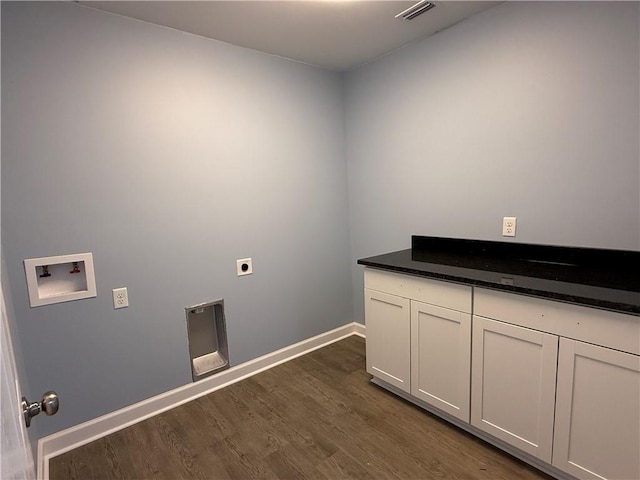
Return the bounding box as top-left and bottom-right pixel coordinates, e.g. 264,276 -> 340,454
502,217 -> 517,237
236,258 -> 253,276
112,287 -> 129,309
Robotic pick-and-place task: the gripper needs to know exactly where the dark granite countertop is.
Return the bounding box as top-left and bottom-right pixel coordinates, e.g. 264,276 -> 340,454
357,236 -> 640,315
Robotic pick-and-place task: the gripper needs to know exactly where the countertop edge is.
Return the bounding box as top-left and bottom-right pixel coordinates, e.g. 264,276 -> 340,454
357,258 -> 640,316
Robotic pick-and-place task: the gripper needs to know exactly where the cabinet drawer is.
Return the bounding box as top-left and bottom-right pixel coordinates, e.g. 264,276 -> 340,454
364,268 -> 471,313
474,288 -> 640,355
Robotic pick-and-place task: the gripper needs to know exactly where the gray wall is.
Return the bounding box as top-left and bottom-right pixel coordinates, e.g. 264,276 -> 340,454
345,1 -> 640,323
1,2 -> 352,436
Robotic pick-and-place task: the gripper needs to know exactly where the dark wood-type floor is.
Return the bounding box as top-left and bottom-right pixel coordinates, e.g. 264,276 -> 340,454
50,335 -> 552,480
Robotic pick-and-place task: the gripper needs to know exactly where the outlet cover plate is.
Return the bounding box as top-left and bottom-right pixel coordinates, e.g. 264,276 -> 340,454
236,258 -> 253,276
502,217 -> 517,237
112,287 -> 129,309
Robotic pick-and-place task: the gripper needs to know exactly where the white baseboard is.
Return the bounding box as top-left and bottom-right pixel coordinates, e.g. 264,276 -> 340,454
38,322 -> 365,479
352,321 -> 365,337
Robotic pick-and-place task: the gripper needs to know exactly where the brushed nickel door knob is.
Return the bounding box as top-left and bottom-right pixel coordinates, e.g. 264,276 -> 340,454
41,391 -> 59,416
22,391 -> 59,428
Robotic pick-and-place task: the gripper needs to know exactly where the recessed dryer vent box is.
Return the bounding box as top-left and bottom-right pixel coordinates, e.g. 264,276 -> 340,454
24,253 -> 97,307
186,299 -> 229,382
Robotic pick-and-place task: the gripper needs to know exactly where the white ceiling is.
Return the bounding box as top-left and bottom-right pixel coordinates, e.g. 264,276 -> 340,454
78,1 -> 502,71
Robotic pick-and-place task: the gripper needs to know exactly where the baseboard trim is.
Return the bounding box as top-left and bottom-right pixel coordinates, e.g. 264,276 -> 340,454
38,321 -> 366,479
352,321 -> 365,337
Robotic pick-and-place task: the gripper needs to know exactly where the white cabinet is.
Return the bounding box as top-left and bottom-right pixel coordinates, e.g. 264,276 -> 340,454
471,316 -> 558,462
364,268 -> 472,416
364,288 -> 411,393
473,287 -> 640,479
411,301 -> 471,421
363,270 -> 640,480
552,339 -> 640,480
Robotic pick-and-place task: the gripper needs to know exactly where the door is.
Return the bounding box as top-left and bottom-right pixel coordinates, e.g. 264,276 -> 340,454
471,316 -> 558,462
1,282 -> 36,479
364,288 -> 410,393
553,338 -> 640,480
411,301 -> 471,421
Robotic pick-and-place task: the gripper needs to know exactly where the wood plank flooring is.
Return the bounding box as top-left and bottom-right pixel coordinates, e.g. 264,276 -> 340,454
50,335 -> 552,479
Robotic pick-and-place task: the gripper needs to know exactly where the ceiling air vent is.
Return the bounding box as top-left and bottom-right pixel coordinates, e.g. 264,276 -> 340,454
395,1 -> 436,20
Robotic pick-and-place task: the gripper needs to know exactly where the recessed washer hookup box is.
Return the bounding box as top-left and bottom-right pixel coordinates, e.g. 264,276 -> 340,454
24,253 -> 97,307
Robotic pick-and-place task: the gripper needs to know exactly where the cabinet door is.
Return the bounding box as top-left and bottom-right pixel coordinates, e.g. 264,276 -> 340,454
364,289 -> 411,393
411,301 -> 471,421
553,339 -> 640,480
471,316 -> 558,462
